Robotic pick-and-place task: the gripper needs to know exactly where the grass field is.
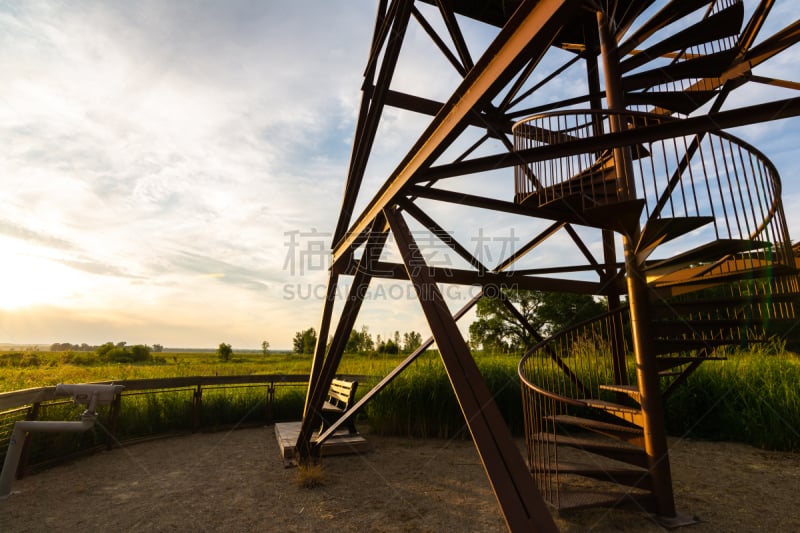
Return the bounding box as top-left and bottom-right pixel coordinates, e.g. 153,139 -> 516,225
0,350 -> 403,392
1,346 -> 798,453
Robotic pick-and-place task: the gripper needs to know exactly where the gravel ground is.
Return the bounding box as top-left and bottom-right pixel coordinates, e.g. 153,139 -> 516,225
0,426 -> 798,532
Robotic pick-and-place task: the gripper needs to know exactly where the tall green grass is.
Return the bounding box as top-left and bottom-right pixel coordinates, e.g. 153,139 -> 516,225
664,349 -> 800,451
364,353 -> 524,438
0,351 -> 315,391
2,347 -> 798,455
5,383 -> 311,469
363,349 -> 800,452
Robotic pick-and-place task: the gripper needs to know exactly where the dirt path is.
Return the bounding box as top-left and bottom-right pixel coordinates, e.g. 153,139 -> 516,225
0,427 -> 798,532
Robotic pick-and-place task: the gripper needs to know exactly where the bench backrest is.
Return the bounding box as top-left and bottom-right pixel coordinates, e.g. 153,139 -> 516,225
327,379 -> 358,410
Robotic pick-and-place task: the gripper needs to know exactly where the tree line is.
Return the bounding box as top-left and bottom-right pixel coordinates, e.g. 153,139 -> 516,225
293,289 -> 607,356
468,290 -> 607,353
51,342 -> 164,353
292,326 -> 423,355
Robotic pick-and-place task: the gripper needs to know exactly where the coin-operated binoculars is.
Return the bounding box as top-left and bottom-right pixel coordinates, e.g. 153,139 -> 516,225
0,383 -> 125,498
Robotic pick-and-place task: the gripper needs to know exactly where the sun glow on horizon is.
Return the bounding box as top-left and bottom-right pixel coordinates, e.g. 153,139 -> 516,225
0,241 -> 89,311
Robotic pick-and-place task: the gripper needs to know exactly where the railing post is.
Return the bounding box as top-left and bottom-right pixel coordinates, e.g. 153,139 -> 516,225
15,402 -> 40,480
266,382 -> 275,425
105,390 -> 123,450
192,385 -> 203,432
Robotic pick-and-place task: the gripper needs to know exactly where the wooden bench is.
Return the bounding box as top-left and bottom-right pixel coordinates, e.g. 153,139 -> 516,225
320,378 -> 358,434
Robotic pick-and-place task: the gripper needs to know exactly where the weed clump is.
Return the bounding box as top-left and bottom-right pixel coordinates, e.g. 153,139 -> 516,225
296,461 -> 325,489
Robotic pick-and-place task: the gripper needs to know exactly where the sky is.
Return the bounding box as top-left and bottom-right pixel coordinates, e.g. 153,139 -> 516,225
1,1 -> 799,350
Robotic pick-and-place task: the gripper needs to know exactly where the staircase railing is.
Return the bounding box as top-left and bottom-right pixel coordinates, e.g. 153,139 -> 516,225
513,109 -> 795,274
514,106 -> 797,506
624,0 -> 743,115
518,306 -> 632,505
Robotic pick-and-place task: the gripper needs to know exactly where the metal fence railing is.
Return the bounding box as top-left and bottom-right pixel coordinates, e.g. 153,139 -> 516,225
0,374 -> 363,478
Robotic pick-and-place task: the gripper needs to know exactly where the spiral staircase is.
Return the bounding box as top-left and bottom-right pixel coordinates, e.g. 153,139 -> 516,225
515,0 -> 800,512
300,0 -> 800,529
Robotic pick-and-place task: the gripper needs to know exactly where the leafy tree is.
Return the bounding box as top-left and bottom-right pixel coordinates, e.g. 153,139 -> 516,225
217,342 -> 233,362
261,340 -> 270,356
95,342 -> 152,363
152,344 -> 164,352
129,344 -> 151,362
346,326 -> 374,354
293,328 -> 317,354
402,331 -> 423,353
469,289 -> 606,352
377,339 -> 399,354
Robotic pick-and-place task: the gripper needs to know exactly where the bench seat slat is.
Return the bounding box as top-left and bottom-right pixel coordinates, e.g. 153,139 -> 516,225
319,378 -> 358,434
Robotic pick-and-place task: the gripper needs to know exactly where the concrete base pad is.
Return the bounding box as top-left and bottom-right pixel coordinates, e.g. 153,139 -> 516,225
274,421 -> 370,463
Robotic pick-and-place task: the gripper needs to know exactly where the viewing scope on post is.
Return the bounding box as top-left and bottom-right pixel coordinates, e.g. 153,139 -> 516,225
0,382 -> 125,498
54,383 -> 124,414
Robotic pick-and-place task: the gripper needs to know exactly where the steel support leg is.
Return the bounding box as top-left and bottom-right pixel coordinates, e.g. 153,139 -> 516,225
386,206 -> 557,533
296,221 -> 388,462
598,10 -> 676,518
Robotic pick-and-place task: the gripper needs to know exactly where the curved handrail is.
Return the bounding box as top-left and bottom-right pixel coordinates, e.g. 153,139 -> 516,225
513,108 -> 793,270
518,306 -> 630,408
0,374 -> 310,413
0,374 -> 367,475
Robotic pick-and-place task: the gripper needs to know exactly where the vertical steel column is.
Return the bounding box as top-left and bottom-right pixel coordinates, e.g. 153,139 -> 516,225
385,206 -> 557,533
296,219 -> 388,462
587,51 -> 628,387
597,10 -> 676,518
333,0 -> 413,245
301,271 -> 340,421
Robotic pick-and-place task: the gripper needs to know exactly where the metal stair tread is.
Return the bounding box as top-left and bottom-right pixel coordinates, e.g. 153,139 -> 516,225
544,489 -> 655,512
533,460 -> 648,476
598,384 -> 640,395
650,318 -> 747,337
619,2 -> 744,74
581,398 -> 640,415
534,433 -> 645,454
532,461 -> 653,490
547,414 -> 643,435
625,89 -> 718,114
650,291 -> 800,312
519,192 -> 645,232
654,355 -> 726,371
644,239 -> 770,275
622,48 -> 739,92
652,263 -> 797,291
636,216 -> 715,257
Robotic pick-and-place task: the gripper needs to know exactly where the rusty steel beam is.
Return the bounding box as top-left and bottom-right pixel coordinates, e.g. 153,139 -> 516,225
371,87 -> 513,133
397,197 -> 489,272
405,184 -> 556,218
343,259 -> 605,294
315,291 -> 483,444
418,96 -> 800,182
301,272 -> 339,422
296,219 -> 388,461
333,0 -> 413,246
411,5 -> 467,76
730,19 -> 800,80
737,0 -> 775,54
332,0 -> 586,267
385,206 -> 558,533
435,0 -> 474,71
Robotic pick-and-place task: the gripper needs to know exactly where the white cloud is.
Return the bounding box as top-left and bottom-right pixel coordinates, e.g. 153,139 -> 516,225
1,1 -> 799,350
0,1 -> 379,348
